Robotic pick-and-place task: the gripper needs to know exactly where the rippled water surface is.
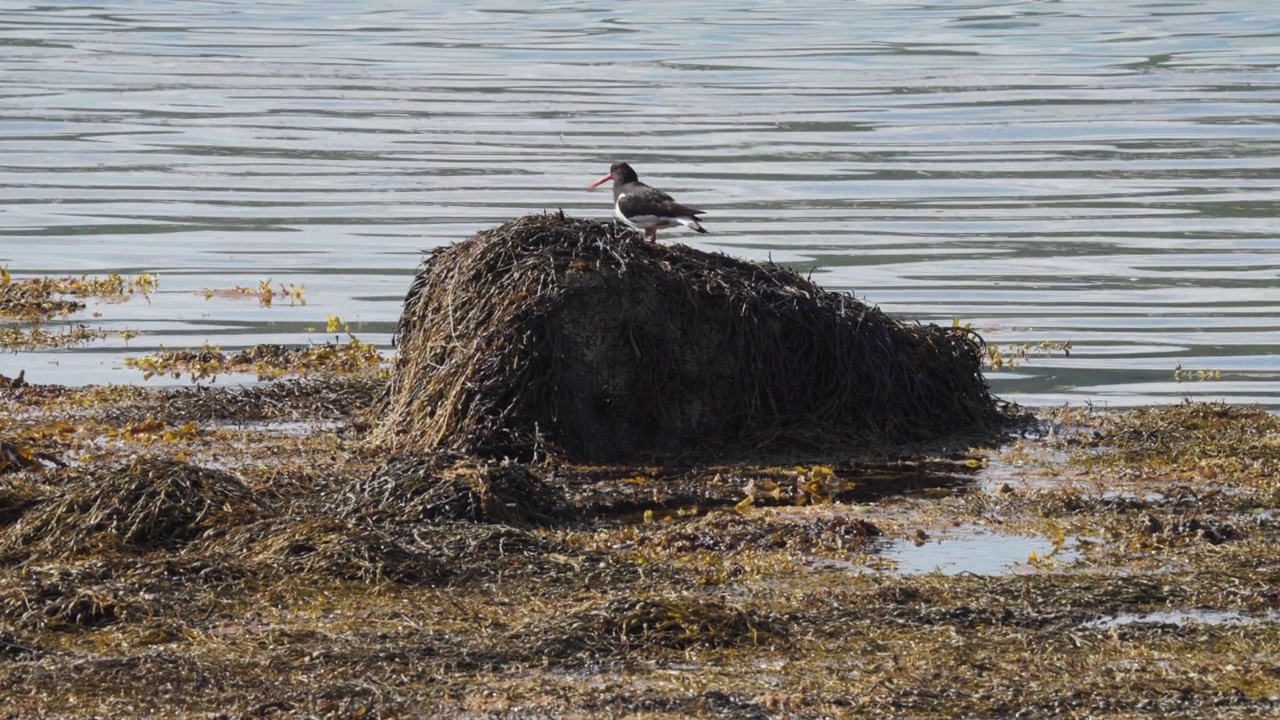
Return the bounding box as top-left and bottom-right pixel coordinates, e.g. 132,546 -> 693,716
3,0 -> 1279,406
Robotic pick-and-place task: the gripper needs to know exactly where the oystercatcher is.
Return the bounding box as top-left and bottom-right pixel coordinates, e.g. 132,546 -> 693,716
587,161 -> 707,242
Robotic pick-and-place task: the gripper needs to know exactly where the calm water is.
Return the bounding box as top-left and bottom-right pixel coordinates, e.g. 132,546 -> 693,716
3,0 -> 1280,408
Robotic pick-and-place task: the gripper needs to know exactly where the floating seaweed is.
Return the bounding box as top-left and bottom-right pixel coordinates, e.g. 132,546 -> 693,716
199,278 -> 305,307
124,338 -> 386,382
0,322 -> 107,352
0,269 -> 157,322
0,270 -> 157,352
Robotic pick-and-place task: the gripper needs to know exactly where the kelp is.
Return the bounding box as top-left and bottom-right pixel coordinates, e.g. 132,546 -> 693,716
377,212 -> 1010,462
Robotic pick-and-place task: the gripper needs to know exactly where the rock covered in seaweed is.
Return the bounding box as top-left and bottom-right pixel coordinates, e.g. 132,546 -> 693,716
376,212 -> 1007,462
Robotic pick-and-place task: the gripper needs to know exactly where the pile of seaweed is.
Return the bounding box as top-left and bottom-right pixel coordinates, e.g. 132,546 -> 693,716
0,457 -> 267,562
376,212 -> 1009,462
0,452 -> 572,586
335,451 -> 575,528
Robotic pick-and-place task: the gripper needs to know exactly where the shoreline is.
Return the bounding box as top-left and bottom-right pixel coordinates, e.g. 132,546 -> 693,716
2,375 -> 1277,717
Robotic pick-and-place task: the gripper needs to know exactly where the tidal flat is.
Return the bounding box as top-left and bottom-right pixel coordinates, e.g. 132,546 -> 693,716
2,367 -> 1277,718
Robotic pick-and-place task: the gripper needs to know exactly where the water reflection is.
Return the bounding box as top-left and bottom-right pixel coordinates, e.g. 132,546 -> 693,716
1,0 -> 1278,407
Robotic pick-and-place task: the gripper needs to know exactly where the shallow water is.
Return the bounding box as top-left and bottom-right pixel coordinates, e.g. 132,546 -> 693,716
1083,609 -> 1274,628
3,0 -> 1279,406
877,524 -> 1082,575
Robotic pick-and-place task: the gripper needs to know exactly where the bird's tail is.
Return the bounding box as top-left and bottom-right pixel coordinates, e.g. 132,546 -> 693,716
676,217 -> 708,234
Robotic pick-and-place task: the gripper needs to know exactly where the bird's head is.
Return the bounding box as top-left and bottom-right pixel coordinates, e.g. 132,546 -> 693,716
587,161 -> 639,190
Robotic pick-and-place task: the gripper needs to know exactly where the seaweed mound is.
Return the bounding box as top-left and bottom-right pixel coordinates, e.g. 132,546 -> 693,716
205,517 -> 451,586
335,452 -> 574,528
0,456 -> 266,561
376,212 -> 1005,462
515,594 -> 788,659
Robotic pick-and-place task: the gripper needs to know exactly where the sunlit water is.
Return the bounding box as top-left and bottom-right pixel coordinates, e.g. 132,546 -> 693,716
3,0 -> 1279,407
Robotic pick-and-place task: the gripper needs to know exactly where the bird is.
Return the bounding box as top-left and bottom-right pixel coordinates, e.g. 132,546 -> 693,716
586,161 -> 707,242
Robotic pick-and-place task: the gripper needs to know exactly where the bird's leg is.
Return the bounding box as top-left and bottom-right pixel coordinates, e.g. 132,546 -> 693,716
645,227 -> 657,243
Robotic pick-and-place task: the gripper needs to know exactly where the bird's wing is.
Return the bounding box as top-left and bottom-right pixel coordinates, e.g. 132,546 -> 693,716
618,184 -> 705,218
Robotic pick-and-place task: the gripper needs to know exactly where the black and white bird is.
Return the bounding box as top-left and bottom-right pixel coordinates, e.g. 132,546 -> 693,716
586,161 -> 707,242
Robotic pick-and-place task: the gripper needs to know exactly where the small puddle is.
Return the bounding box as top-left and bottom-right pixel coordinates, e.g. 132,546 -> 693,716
214,419 -> 344,436
586,459 -> 985,524
1101,489 -> 1167,502
1083,609 -> 1274,629
876,526 -> 1083,576
596,506 -> 712,526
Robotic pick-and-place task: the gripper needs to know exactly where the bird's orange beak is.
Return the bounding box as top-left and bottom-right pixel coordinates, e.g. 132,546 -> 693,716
586,173 -> 612,191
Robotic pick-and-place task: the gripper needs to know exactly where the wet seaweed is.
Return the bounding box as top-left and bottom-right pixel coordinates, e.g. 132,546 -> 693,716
0,271 -> 158,353
199,278 -> 306,307
0,575 -> 123,631
0,556 -> 244,635
0,270 -> 156,322
0,630 -> 41,658
0,323 -> 106,351
618,510 -> 882,555
204,517 -> 451,586
516,593 -> 789,660
0,439 -> 65,475
376,212 -> 1010,462
0,456 -> 267,561
334,452 -> 575,528
124,338 -> 385,382
1077,400 -> 1280,480
0,478 -> 44,527
1,359 -> 1278,717
86,376 -> 384,425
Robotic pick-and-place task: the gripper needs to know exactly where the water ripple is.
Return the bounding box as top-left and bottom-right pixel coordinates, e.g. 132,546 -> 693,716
1,0 -> 1278,406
